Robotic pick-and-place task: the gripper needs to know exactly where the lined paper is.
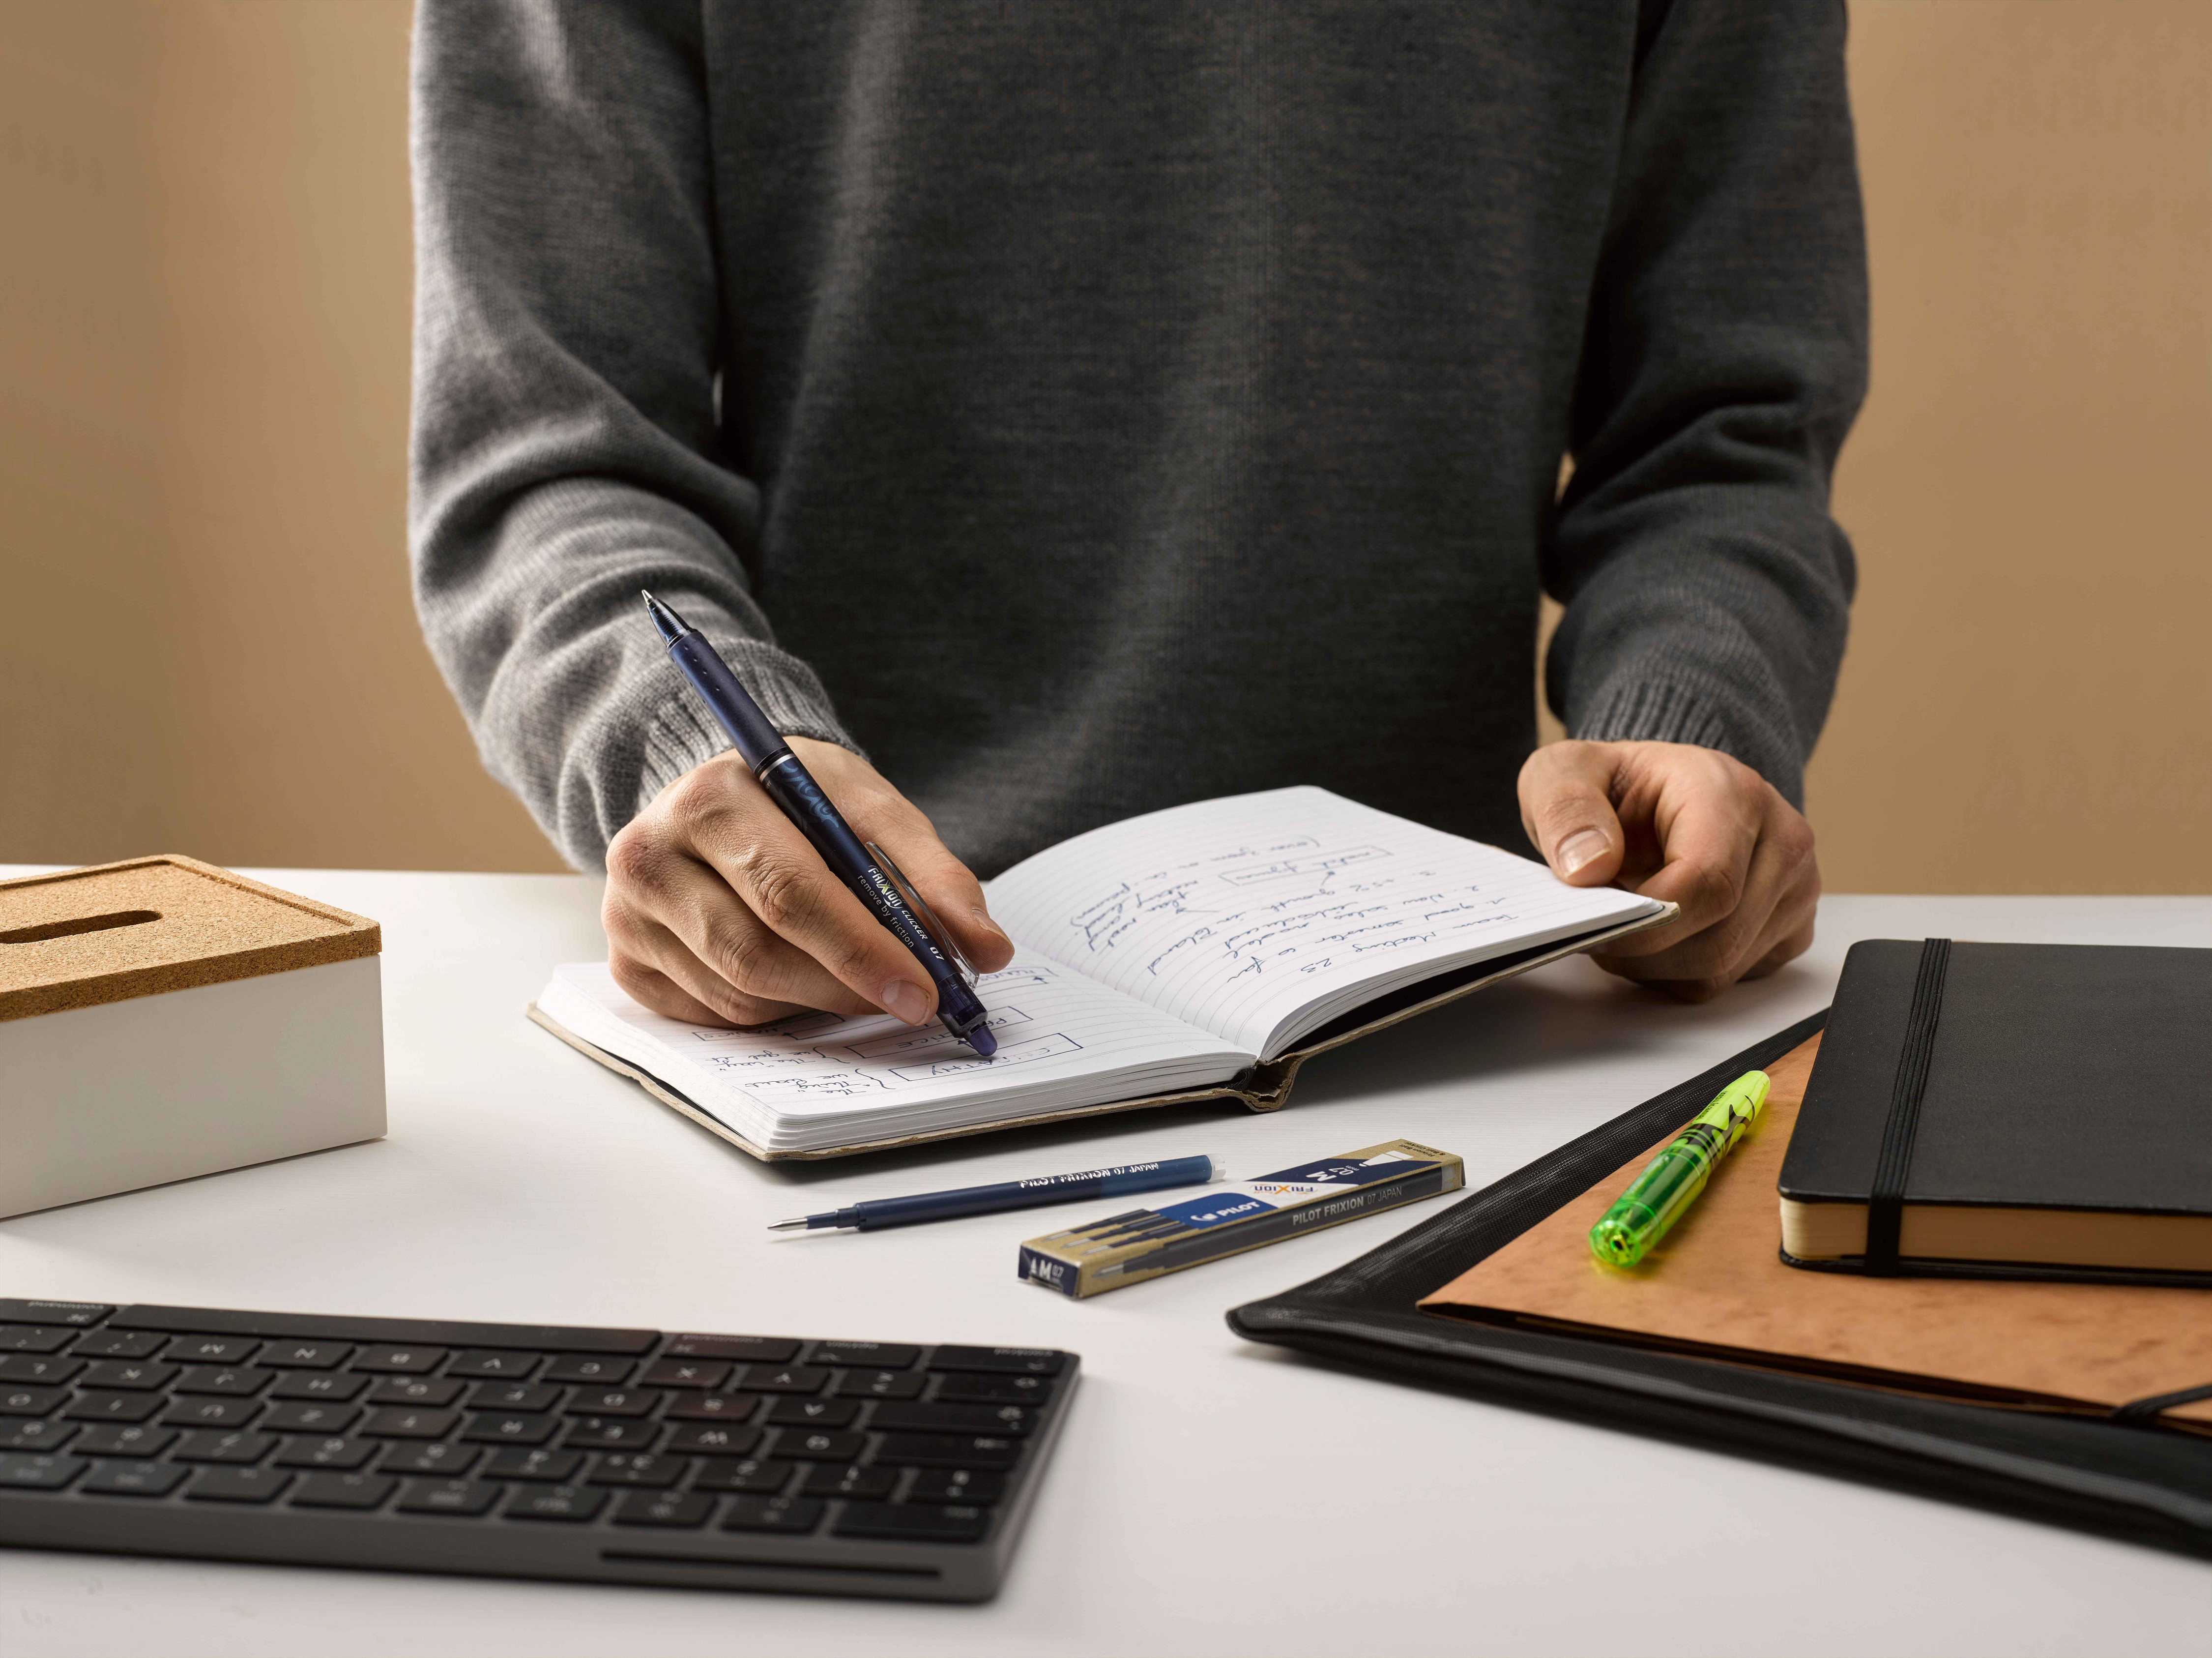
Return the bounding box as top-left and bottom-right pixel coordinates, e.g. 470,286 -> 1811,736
538,950 -> 1249,1154
986,787 -> 1664,1059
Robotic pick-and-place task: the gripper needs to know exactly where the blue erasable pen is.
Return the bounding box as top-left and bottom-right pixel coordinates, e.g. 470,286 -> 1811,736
641,591 -> 997,1058
769,1155 -> 1221,1233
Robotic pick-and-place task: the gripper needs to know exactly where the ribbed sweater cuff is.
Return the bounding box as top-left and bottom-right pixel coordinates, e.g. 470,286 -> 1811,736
1571,678 -> 1805,807
636,635 -> 862,815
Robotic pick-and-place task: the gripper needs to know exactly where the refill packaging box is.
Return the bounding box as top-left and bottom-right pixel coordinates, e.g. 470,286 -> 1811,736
1020,1139 -> 1463,1298
0,857 -> 385,1218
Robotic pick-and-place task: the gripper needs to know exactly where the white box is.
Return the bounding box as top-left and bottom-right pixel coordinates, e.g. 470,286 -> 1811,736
0,856 -> 385,1218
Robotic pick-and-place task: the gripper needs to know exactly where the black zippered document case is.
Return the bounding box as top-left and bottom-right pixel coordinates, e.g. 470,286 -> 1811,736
1227,1012 -> 2212,1560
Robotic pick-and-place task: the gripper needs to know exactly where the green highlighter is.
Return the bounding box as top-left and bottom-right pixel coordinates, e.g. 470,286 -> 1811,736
1589,1069 -> 1771,1268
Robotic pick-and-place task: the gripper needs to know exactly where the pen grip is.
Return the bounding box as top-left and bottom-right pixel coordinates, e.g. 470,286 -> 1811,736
757,759 -> 960,985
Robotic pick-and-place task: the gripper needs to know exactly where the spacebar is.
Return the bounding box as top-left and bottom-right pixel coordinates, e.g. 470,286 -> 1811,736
106,1304 -> 661,1354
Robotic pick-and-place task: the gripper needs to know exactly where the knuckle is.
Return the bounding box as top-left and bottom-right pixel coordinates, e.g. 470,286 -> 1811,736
605,826 -> 669,892
704,918 -> 780,993
736,850 -> 818,935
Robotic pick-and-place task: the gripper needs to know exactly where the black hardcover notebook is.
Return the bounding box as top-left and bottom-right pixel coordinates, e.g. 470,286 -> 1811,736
1777,941 -> 2212,1284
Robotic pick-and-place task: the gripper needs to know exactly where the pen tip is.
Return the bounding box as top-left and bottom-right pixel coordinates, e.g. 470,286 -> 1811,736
642,591 -> 689,645
768,1218 -> 810,1231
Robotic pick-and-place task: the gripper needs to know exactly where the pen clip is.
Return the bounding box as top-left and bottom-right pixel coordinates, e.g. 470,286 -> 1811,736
865,841 -> 978,985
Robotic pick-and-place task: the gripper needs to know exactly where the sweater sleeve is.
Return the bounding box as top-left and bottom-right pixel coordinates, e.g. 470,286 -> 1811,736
407,0 -> 855,872
1542,0 -> 1868,808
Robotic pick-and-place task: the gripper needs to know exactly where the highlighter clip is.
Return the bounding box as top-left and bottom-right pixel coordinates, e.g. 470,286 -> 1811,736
864,841 -> 978,985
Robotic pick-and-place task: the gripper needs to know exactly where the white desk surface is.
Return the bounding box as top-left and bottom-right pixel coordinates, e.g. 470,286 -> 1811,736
2,871 -> 2206,1656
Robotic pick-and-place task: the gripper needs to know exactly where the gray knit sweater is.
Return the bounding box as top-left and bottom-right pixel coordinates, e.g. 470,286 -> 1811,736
409,0 -> 1865,876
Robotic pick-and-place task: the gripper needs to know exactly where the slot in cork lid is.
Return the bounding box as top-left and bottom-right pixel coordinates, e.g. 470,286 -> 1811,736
0,856 -> 380,1022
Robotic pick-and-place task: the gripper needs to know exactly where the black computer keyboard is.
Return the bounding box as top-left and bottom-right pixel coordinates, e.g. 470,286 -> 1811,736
0,1299 -> 1076,1601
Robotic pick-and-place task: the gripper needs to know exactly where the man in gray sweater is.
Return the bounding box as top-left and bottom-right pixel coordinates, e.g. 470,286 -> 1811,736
410,0 -> 1863,1032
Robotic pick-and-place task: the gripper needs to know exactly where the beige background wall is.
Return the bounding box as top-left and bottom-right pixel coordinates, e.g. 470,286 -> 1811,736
3,1 -> 2207,890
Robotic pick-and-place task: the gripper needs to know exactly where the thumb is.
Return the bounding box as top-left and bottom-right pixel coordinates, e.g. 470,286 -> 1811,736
1518,741 -> 1627,887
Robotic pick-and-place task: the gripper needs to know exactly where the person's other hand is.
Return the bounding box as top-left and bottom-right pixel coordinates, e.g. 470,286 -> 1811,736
603,737 -> 1015,1027
1517,739 -> 1819,1002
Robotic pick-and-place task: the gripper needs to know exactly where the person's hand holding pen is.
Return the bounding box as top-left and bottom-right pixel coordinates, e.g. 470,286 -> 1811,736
604,735 -> 1016,1030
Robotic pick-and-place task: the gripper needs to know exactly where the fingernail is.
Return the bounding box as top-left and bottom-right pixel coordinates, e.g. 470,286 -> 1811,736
1556,828 -> 1610,876
880,979 -> 931,1025
970,907 -> 1010,943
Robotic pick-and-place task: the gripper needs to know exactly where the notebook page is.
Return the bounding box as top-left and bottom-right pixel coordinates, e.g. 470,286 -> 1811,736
986,787 -> 1664,1060
538,950 -> 1249,1154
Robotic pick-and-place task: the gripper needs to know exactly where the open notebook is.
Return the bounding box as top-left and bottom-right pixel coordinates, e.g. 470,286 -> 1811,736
530,787 -> 1673,1158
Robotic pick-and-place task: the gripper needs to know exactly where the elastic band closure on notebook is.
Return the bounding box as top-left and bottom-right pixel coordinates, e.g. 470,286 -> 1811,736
1864,937 -> 1951,1274
2109,1381 -> 2212,1426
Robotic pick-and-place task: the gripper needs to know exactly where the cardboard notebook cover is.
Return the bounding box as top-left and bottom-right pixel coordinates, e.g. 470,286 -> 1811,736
1230,1011 -> 2212,1561
526,907 -> 1671,1161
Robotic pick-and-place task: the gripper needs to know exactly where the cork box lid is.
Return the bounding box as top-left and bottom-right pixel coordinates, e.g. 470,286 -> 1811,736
0,856 -> 380,1024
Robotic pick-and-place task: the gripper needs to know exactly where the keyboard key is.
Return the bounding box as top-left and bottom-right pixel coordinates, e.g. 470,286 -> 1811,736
399,1478 -> 504,1516
65,1391 -> 165,1423
73,1424 -> 175,1458
691,1456 -> 794,1495
0,1418 -> 77,1451
874,1433 -> 1021,1470
812,1341 -> 918,1369
765,1397 -> 858,1429
378,1442 -> 481,1476
0,1326 -> 78,1354
0,1301 -> 109,1326
797,1463 -> 897,1500
720,1494 -> 822,1534
0,1355 -> 85,1385
928,1346 -> 1065,1377
160,1396 -> 263,1429
742,1364 -> 828,1394
290,1472 -> 396,1510
773,1429 -> 864,1462
638,1358 -> 730,1389
446,1350 -> 542,1379
164,1336 -> 262,1365
0,1451 -> 85,1489
541,1355 -> 634,1385
934,1371 -> 1057,1404
273,1436 -> 377,1470
834,1369 -> 925,1400
565,1387 -> 663,1418
352,1345 -> 447,1375
665,1422 -> 762,1456
367,1376 -> 465,1407
460,1411 -> 559,1446
481,1447 -> 582,1483
70,1331 -> 166,1360
260,1340 -> 354,1371
834,1502 -> 990,1542
80,1458 -> 190,1497
187,1466 -> 292,1504
613,1490 -> 714,1528
269,1371 -> 369,1402
562,1417 -> 661,1451
0,1384 -> 66,1416
664,1390 -> 761,1422
905,1468 -> 1006,1504
262,1401 -> 363,1435
586,1452 -> 690,1488
467,1381 -> 562,1412
79,1360 -> 178,1391
869,1401 -> 1035,1437
663,1335 -> 798,1363
173,1430 -> 278,1464
504,1483 -> 607,1522
358,1407 -> 460,1439
176,1365 -> 277,1397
